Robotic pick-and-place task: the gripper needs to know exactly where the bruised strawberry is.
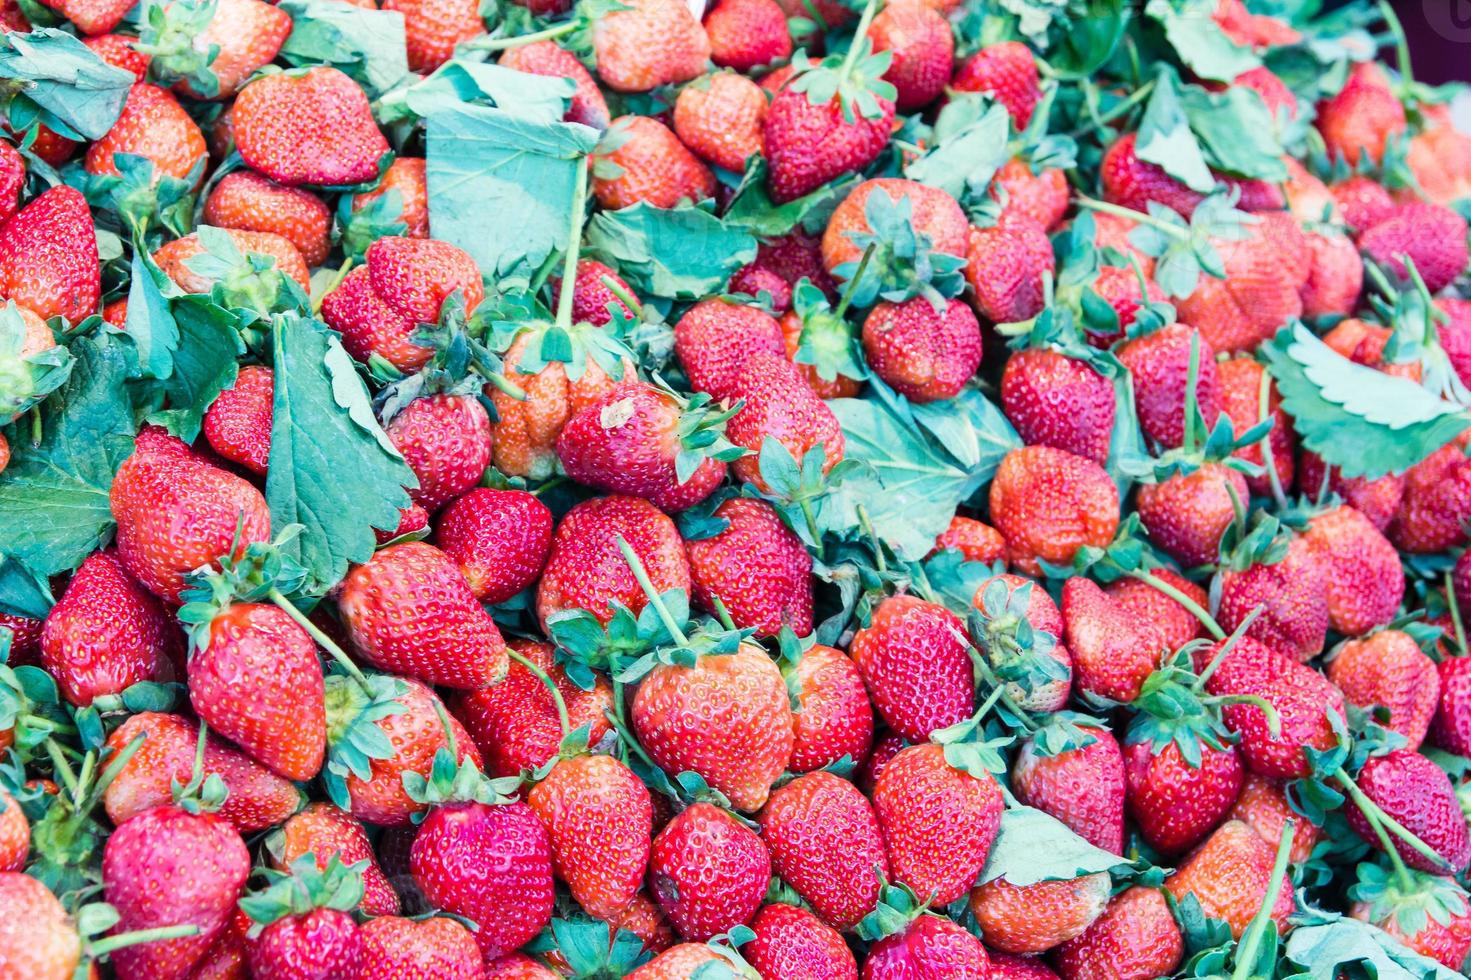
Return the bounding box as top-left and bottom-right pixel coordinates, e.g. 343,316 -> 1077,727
1327,630 -> 1438,750
725,352 -> 846,490
671,73 -> 766,174
745,903 -> 859,979
201,364 -> 273,475
866,0 -> 952,111
675,298 -> 786,401
385,394 -> 492,512
861,297 -> 982,403
203,171 -> 332,268
1164,820 -> 1293,939
1105,569 -> 1207,651
1303,504 -> 1404,637
0,185 -> 101,323
785,643 -> 875,772
950,41 -> 1039,128
989,446 -> 1120,576
270,802 -> 400,916
686,498 -> 812,636
592,116 -> 716,210
1053,885 -> 1183,980
1359,202 -> 1470,294
1345,749 -> 1471,875
931,515 -> 1005,563
350,156 -> 430,239
1012,724 -> 1126,853
498,43 -> 611,129
1137,464 -> 1248,570
1063,577 -> 1168,704
969,872 -> 1111,955
965,215 -> 1054,324
84,83 -> 206,183
649,803 -> 769,941
1117,323 -> 1220,450
592,0 -> 710,92
850,595 -> 973,742
1228,773 -> 1320,864
433,488 -> 553,603
232,66 -> 389,186
1316,62 -> 1407,166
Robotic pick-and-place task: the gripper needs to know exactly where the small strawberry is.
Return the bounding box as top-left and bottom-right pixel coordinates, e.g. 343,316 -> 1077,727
1350,863 -> 1471,970
1090,264 -> 1166,345
1136,464 -> 1248,570
153,227 -> 310,295
968,872 -> 1111,955
993,158 -> 1070,231
759,770 -> 889,930
269,802 -> 400,916
731,265 -> 794,312
850,595 -> 973,742
349,156 -> 430,241
592,0 -> 710,92
675,298 -> 787,401
203,171 -> 331,268
704,0 -> 791,72
552,258 -> 638,328
357,916 -> 485,979
0,873 -> 81,980
964,215 -> 1054,324
784,642 -> 875,772
672,72 -> 768,174
498,43 -> 610,129
1116,323 -> 1220,451
989,446 -> 1120,576
971,573 -> 1073,713
1345,750 -> 1471,875
591,116 -> 716,210
240,856 -> 365,980
1300,228 -> 1363,319
1316,61 -> 1407,166
725,352 -> 846,492
433,488 -> 552,602
1164,820 -> 1293,939
1011,722 -> 1126,853
382,0 -> 481,71
232,66 -> 389,186
1228,773 -> 1320,864
1359,202 -> 1470,294
375,503 -> 429,546
1052,885 -> 1183,980
1215,355 -> 1294,497
949,41 -> 1040,128
745,903 -> 859,979
930,515 -> 1005,563
201,364 -> 273,475
0,185 -> 101,323
861,297 -> 982,403
649,802 -> 769,940
866,0 -> 952,111
1332,175 -> 1398,234
685,497 -> 813,636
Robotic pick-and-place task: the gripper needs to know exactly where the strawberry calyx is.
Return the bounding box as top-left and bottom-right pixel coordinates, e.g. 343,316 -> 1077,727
1076,192 -> 1255,300
1125,647 -> 1240,764
321,670 -> 410,812
1367,259 -> 1470,405
1216,507 -> 1292,575
238,852 -> 368,934
524,916 -> 655,979
831,192 -> 967,310
965,578 -> 1069,713
789,278 -> 869,386
134,0 -> 221,97
169,719 -> 229,815
1350,855 -> 1470,939
929,704 -> 1014,777
402,744 -> 522,816
185,224 -> 312,320
1015,710 -> 1107,761
642,375 -> 749,485
786,0 -> 897,125
376,289 -> 522,406
855,879 -> 936,942
0,301 -> 70,425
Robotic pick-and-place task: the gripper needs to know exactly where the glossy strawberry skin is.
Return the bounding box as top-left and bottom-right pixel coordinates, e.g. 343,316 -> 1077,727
674,298 -> 786,402
686,498 -> 813,637
386,394 -> 492,512
671,72 -> 768,173
0,185 -> 101,323
965,216 -> 1053,324
1360,202 -> 1470,294
1316,61 -> 1407,166
786,643 -> 875,772
1053,885 -> 1183,980
759,771 -> 889,931
84,83 -> 206,184
989,446 -> 1119,577
232,66 -> 390,186
1217,535 -> 1328,663
1164,820 -> 1294,939
202,364 -> 274,475
1344,750 -> 1471,875
182,0 -> 292,98
411,802 -> 556,959
382,0 -> 482,71
746,903 -> 859,980
931,516 -> 1005,564
1123,739 -> 1243,857
968,872 -> 1111,955
850,595 -> 972,743
272,802 -> 400,917
1116,323 -> 1220,451
867,0 -> 952,111
1327,630 -> 1438,750
650,802 -> 770,941
726,352 -> 846,491
1012,728 -> 1126,854
764,84 -> 896,204
1001,349 -> 1115,465
950,41 -> 1039,128
248,908 -> 363,980
1136,465 -> 1247,569
41,549 -> 177,707
862,914 -> 991,979
433,488 -> 553,603
1432,655 -> 1471,756
862,297 -> 983,404
705,0 -> 792,72
339,541 -> 508,689
1062,577 -> 1167,704
357,916 -> 486,979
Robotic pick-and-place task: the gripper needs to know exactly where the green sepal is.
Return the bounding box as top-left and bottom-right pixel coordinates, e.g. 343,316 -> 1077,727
401,745 -> 521,814
829,187 -> 967,310
321,671 -> 410,812
238,853 -> 368,934
134,0 -> 221,97
788,278 -> 869,384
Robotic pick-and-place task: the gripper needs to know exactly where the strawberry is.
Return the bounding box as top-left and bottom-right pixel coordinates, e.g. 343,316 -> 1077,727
201,364 -> 273,475
1176,230 -> 1303,354
732,265 -> 794,312
1217,532 -> 1328,663
110,427 -> 272,602
322,235 -> 485,374
552,258 -> 638,328
1300,228 -> 1363,319
232,67 -> 389,186
536,495 -> 691,627
649,802 -> 769,940
1302,504 -> 1404,636
0,873 -> 81,980
866,0 -> 953,111
1298,451 -> 1404,532
527,752 -> 651,920
248,906 -> 361,980
0,789 -> 25,871
1328,631 -> 1437,751
633,641 -> 794,812
0,141 -> 22,226
376,503 -> 429,545
1432,656 -> 1471,757
759,770 -> 889,930
153,227 -> 311,294
203,171 -> 331,268
411,798 -> 556,959
269,802 -> 400,916
185,602 -> 326,781
1104,569 -> 1206,655
1228,773 -> 1320,864
725,352 -> 846,491
675,298 -> 787,401
0,185 -> 100,323
1438,297 -> 1471,388
950,41 -> 1040,128
1316,61 -> 1407,166
349,156 -> 430,240
1012,724 -> 1126,853
685,497 -> 813,636
1089,265 -> 1166,346
992,158 -> 1070,230
821,178 -> 967,277
1100,132 -> 1282,219
592,0 -> 710,92
171,0 -> 291,97
339,541 -> 507,689
1350,865 -> 1471,970
1345,749 -> 1471,875
861,906 -> 992,978
861,297 -> 983,403
384,394 -> 491,512
50,0 -> 132,33
498,43 -> 610,130
745,903 -> 859,979
486,953 -> 562,978
989,446 -> 1120,576
1136,464 -> 1248,569
103,806 -> 251,979
103,712 -> 303,833
1116,323 -> 1220,450
971,572 -> 1073,713
1164,820 -> 1293,939
451,638 -> 612,778
1052,885 -> 1183,980
1331,175 -> 1397,234
1359,202 -> 1470,293
628,943 -> 755,979
968,872 -> 1111,955
1002,346 -> 1114,454
931,515 -> 1005,563
850,595 -> 973,742
751,231 -> 838,299
990,953 -> 1061,979
1389,433 -> 1471,554
382,0 -> 481,71
872,743 -> 1004,907
433,488 -> 552,603
1202,636 -> 1345,780
41,549 -> 177,706
1407,124 -> 1471,207
785,643 -> 875,772
603,891 -> 678,955
357,916 -> 485,979
82,83 -> 205,182
1216,355 -> 1294,497
1212,0 -> 1300,46
1123,735 -> 1242,858
0,612 -> 43,668
704,0 -> 791,72
964,215 -> 1054,324
672,72 -> 767,173
592,116 -> 716,210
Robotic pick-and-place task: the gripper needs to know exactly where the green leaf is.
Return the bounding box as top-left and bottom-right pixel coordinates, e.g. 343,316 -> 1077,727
121,244 -> 181,382
586,203 -> 757,302
977,806 -> 1126,887
0,29 -> 132,141
265,314 -> 415,593
0,335 -> 136,575
1282,915 -> 1465,980
386,59 -> 573,125
0,554 -> 52,619
425,103 -> 598,284
1179,83 -> 1287,182
905,97 -> 1011,203
147,296 -> 243,443
1261,322 -> 1470,481
278,0 -> 410,97
1047,0 -> 1128,79
1136,67 -> 1215,194
1146,0 -> 1261,82
724,157 -> 855,238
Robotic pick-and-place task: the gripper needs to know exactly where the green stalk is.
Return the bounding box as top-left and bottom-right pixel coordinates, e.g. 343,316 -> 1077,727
856,505 -> 886,575
615,536 -> 690,646
1357,794 -> 1417,892
1130,570 -> 1227,640
1181,332 -> 1201,456
1256,367 -> 1288,510
1076,196 -> 1189,241
1336,769 -> 1455,873
1193,605 -> 1262,690
467,20 -> 577,52
1446,569 -> 1469,658
958,631 -> 1037,733
708,594 -> 739,633
1377,1 -> 1413,90
88,923 -> 202,957
598,274 -> 643,319
554,163 -> 590,332
1210,694 -> 1282,739
311,256 -> 353,316
833,243 -> 877,319
268,589 -> 373,695
836,0 -> 880,85
507,647 -> 570,739
1230,820 -> 1295,980
45,739 -> 81,801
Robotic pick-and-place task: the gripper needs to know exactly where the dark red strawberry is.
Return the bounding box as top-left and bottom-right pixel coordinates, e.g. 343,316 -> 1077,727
232,66 -> 390,186
850,595 -> 973,742
650,802 -> 769,940
863,910 -> 991,979
1389,433 -> 1471,554
686,497 -> 813,636
385,394 -> 492,512
1303,504 -> 1404,637
1217,532 -> 1328,663
551,258 -> 638,328
1001,349 -> 1115,465
1062,578 -> 1167,704
433,488 -> 553,603
1345,750 -> 1471,875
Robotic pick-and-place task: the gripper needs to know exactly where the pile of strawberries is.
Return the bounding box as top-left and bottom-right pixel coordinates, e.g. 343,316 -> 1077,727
4,0 -> 1471,976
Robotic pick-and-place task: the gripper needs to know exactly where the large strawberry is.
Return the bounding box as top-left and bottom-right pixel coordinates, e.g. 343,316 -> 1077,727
866,0 -> 951,111
1053,885 -> 1183,980
1216,524 -> 1327,663
1350,863 -> 1471,970
965,215 -> 1054,324
724,352 -> 846,491
971,573 -> 1073,713
0,185 -> 100,323
1117,322 -> 1220,451
1164,820 -> 1293,939
591,0 -> 710,93
685,497 -> 812,636
1344,750 -> 1471,876
672,72 -> 768,173
704,0 -> 791,72
849,595 -> 973,742
232,66 -> 389,186
1359,202 -> 1470,294
745,903 -> 859,979
1001,348 -> 1115,464
859,890 -> 992,978
950,40 -> 1039,126
1316,61 -> 1406,166
968,872 -> 1111,955
1328,631 -> 1438,751
1062,577 -> 1168,704
989,446 -> 1120,576
649,802 -> 769,940
1228,772 -> 1321,864
84,83 -> 206,183
239,855 -> 365,980
1011,722 -> 1126,853
498,43 -> 611,129
382,0 -> 481,71
1303,504 -> 1404,637
1389,433 -> 1471,554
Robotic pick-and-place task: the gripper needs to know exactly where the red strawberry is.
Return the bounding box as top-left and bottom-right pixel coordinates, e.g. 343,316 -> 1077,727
433,488 -> 553,603
551,258 -> 638,328
248,906 -> 362,980
850,595 -> 973,742
204,172 -> 331,268
110,427 -> 272,603
1136,464 -> 1248,569
989,446 -> 1120,576
270,802 -> 400,916
1345,750 -> 1471,875
968,872 -> 1111,955
497,43 -> 610,129
0,141 -> 22,232
591,115 -> 716,210
675,299 -> 786,401
866,0 -> 953,111
385,394 -> 492,512
1053,885 -> 1183,980
1063,577 -> 1170,704
1332,175 -> 1397,234
232,66 -> 389,186
1217,533 -> 1328,663
704,0 -> 791,72
450,638 -> 612,779
991,953 -> 1061,979
592,0 -> 710,93
862,904 -> 991,978
1300,228 -> 1363,319
1432,656 -> 1471,756
1228,773 -> 1320,864
1123,735 -> 1243,857
1090,265 -> 1166,345
103,806 -> 250,979
1176,231 -> 1303,354
1117,323 -> 1220,450
0,612 -> 43,669
202,364 -> 273,475
486,953 -> 562,978
1213,0 -> 1300,46
1327,630 -> 1437,750
1216,356 -> 1294,497
51,0 -> 133,32
1438,298 -> 1471,388
971,572 -> 1073,713
153,227 -> 310,295
0,790 -> 25,872
1389,433 -> 1471,554
686,497 -> 813,636
861,297 -> 983,403
322,235 -> 485,374
633,641 -> 794,812
0,185 -> 100,323
41,549 -> 176,706
733,265 -> 794,312
1012,725 -> 1126,853
411,800 -> 556,959
0,873 -> 81,980
1406,122 -> 1471,207
930,515 -> 1005,563
750,231 -> 838,299
527,753 -> 652,920
83,83 -> 206,183
725,352 -> 846,491
759,771 -> 889,930
1316,61 -> 1407,166
763,55 -> 896,203
872,743 -> 1004,907
1359,202 -> 1469,293
1104,569 -> 1207,654
103,712 -> 302,833
1000,347 -> 1112,462
1302,504 -> 1404,636
964,215 -> 1054,324
745,903 -> 859,980
375,503 -> 429,545
1101,132 -> 1282,218
950,41 -> 1040,128
821,178 -> 968,276
993,158 -> 1070,230
1351,868 -> 1471,970
671,72 -> 767,174
628,943 -> 755,979
785,642 -> 875,772
650,802 -> 770,940
382,0 -> 481,71
340,542 -> 506,688
173,0 -> 292,98
1163,820 -> 1293,939
357,916 -> 485,979
350,156 -> 431,239
1298,451 -> 1404,532
536,495 -> 691,627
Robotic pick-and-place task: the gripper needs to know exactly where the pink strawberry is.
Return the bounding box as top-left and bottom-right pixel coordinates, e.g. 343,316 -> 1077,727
785,643 -> 875,772
1012,724 -> 1126,854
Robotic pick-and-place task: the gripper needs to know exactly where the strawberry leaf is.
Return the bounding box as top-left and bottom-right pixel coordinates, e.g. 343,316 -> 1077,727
1178,82 -> 1288,182
586,203 -> 758,302
383,59 -> 573,125
1136,67 -> 1216,194
0,555 -> 52,620
1146,0 -> 1260,83
0,29 -> 133,142
976,805 -> 1126,887
146,296 -> 244,443
1282,911 -> 1464,980
278,0 -> 410,97
904,96 -> 1011,204
1261,322 -> 1470,481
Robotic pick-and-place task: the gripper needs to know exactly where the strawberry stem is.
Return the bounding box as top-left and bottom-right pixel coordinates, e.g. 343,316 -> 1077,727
598,274 -> 642,319
1445,569 -> 1468,657
83,732 -> 147,814
837,0 -> 880,85
1356,790 -> 1417,892
615,535 -> 691,646
1255,367 -> 1288,510
1229,819 -> 1294,980
267,589 -> 375,696
44,739 -> 81,803
467,19 -> 578,52
833,242 -> 877,319
1335,768 -> 1456,874
87,923 -> 202,957
554,144 -> 591,333
1075,197 -> 1189,242
1377,1 -> 1414,91
1209,694 -> 1282,739
953,627 -> 1038,733
1192,604 -> 1262,690
707,594 -> 738,632
311,256 -> 353,316
1129,570 -> 1226,640
856,504 -> 886,574
1181,331 -> 1202,456
1065,79 -> 1156,139
507,647 -> 571,739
